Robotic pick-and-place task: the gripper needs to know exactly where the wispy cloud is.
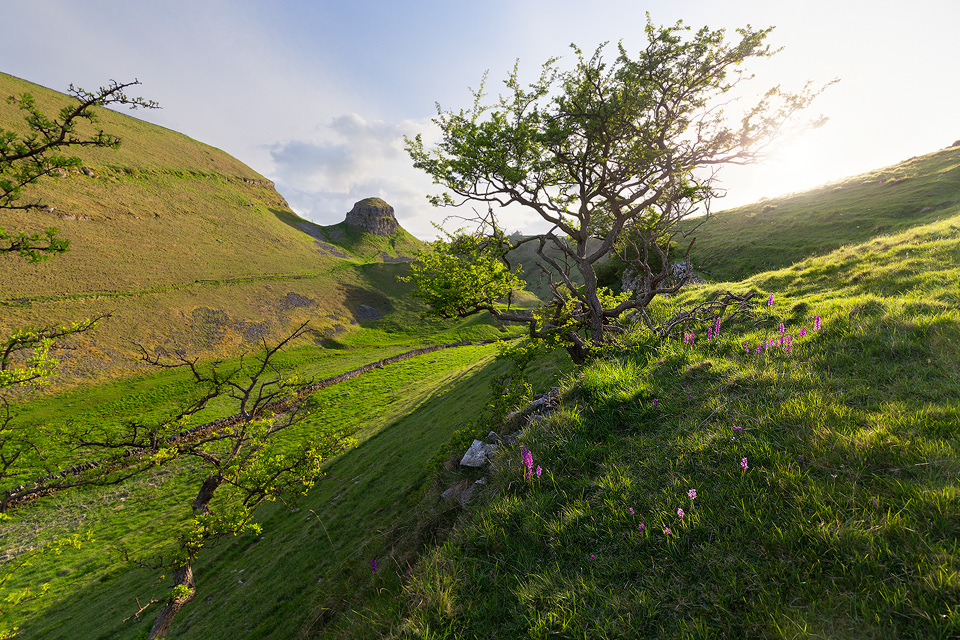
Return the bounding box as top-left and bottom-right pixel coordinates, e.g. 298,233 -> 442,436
267,114 -> 443,237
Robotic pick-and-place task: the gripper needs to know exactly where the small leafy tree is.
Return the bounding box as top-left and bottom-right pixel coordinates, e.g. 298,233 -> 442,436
405,18 -> 831,363
1,79 -> 158,260
78,325 -> 353,639
0,78 -> 155,636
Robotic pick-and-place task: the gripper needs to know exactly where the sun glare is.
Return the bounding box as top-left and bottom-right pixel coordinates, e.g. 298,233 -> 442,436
760,137 -> 826,199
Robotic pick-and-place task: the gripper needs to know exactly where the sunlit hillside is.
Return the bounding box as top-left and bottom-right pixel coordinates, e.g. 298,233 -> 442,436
0,72 -> 429,384
3,68 -> 959,639
689,143 -> 960,281
320,209 -> 960,640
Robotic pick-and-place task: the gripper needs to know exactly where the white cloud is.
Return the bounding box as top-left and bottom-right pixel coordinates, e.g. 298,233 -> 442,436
267,114 -> 447,237
5,0 -> 960,242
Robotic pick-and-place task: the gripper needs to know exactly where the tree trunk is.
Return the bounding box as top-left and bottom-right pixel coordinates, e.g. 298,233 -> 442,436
565,344 -> 588,365
578,260 -> 607,350
192,474 -> 222,515
147,563 -> 195,640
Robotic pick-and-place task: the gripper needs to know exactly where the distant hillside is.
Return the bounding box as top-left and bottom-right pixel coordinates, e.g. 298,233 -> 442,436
688,144 -> 960,281
505,235 -> 606,300
0,72 -> 426,384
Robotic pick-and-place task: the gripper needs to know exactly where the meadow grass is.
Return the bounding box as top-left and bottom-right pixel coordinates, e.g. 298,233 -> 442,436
1,72 -> 438,388
318,214 -> 960,639
1,341 -> 532,639
5,70 -> 960,640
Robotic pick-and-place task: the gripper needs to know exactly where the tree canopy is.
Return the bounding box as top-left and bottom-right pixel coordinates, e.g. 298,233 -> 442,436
405,18 -> 830,363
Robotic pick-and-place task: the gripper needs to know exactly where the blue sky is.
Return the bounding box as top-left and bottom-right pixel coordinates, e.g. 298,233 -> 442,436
3,0 -> 958,238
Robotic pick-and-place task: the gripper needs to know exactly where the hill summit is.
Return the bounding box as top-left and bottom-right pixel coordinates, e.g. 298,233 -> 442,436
344,197 -> 398,236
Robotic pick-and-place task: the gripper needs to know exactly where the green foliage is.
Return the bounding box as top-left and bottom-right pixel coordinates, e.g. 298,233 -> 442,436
0,334 -> 56,391
168,583 -> 193,601
0,226 -> 69,263
406,17 -> 828,362
0,79 -> 157,260
402,232 -> 522,318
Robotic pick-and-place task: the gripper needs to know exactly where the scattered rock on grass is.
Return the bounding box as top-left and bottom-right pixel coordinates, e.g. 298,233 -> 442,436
460,440 -> 497,467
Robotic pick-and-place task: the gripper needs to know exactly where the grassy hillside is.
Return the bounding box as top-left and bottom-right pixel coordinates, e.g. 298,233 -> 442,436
0,341 -> 513,639
317,210 -> 960,639
5,70 -> 959,640
0,72 -> 429,385
689,144 -> 960,281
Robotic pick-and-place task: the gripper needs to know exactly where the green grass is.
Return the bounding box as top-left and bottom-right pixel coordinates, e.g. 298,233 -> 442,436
5,70 -> 960,640
689,144 -> 960,281
1,341 -> 524,639
314,214 -> 960,639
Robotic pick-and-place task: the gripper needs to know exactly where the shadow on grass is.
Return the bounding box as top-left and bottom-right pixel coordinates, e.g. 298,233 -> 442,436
13,352 -> 506,640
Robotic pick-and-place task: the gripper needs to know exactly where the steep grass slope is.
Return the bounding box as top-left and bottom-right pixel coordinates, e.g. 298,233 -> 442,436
1,341 -> 509,639
689,143 -> 960,281
0,72 -> 427,384
324,212 -> 959,639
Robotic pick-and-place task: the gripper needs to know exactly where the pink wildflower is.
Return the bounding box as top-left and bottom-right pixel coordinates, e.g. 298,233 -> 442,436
678,507 -> 685,519
814,315 -> 821,331
536,465 -> 542,479
767,294 -> 774,307
653,398 -> 659,408
707,327 -> 714,341
741,457 -> 749,471
663,526 -> 672,536
638,523 -> 645,533
733,425 -> 743,432
779,323 -> 785,335
799,327 -> 807,337
629,507 -> 635,516
743,341 -> 750,354
688,489 -> 697,500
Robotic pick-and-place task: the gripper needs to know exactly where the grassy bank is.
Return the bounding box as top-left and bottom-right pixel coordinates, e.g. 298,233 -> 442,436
320,214 -> 960,639
689,144 -> 960,281
2,338 -> 558,639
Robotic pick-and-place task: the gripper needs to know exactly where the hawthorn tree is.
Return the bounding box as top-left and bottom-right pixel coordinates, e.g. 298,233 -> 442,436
405,18 -> 830,363
0,78 -> 158,260
0,79 -> 157,477
108,326 -> 351,639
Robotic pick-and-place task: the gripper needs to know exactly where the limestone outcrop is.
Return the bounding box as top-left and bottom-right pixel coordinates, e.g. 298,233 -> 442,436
344,197 -> 398,236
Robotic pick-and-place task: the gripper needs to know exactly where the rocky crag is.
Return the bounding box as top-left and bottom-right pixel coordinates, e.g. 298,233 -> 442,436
344,197 -> 398,236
